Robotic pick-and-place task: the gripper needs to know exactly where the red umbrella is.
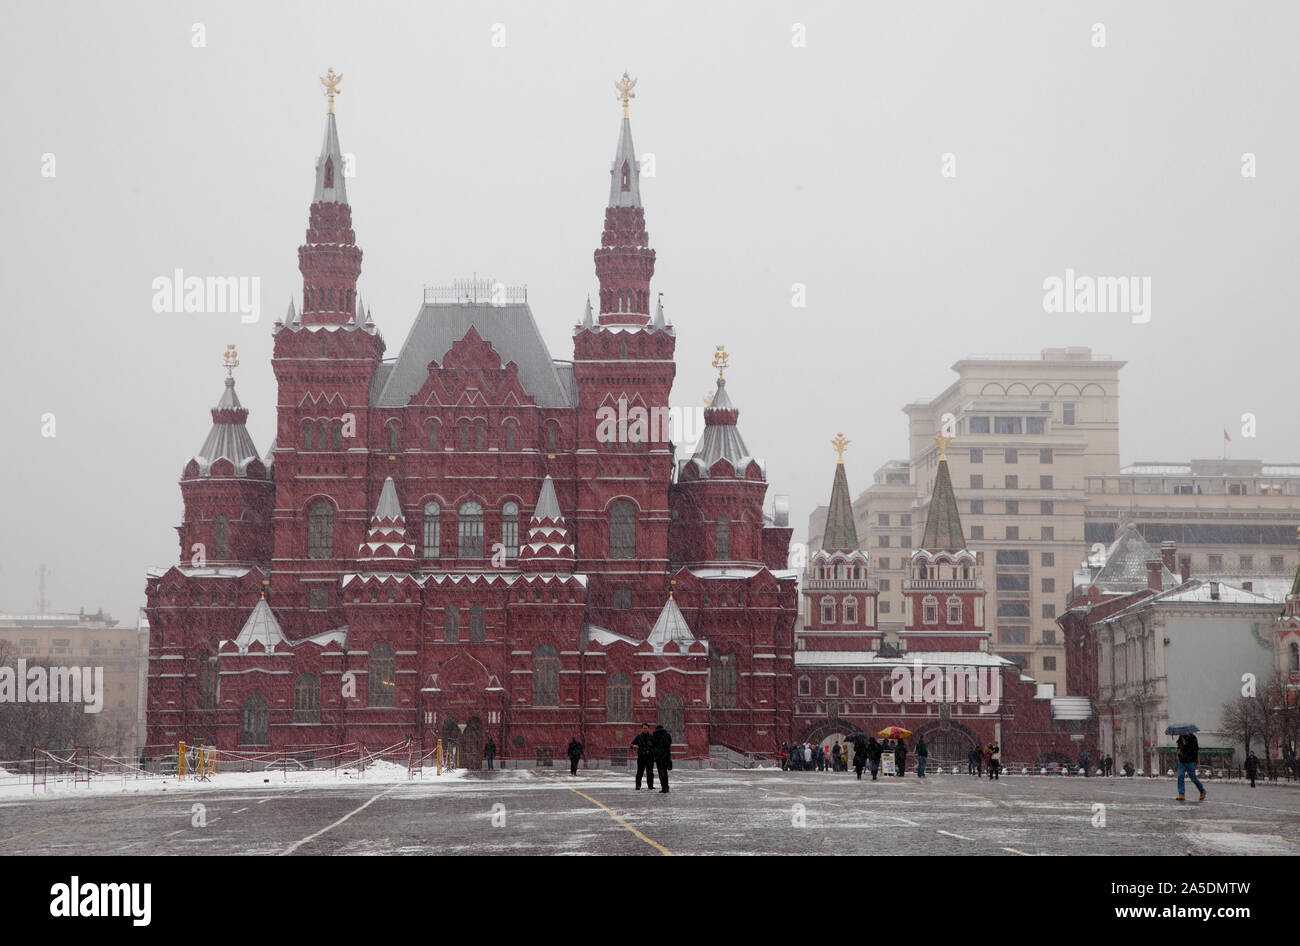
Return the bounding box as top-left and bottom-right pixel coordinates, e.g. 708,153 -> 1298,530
877,726 -> 913,739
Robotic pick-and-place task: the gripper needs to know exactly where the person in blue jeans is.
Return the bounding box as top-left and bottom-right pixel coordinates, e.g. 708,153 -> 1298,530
1176,732 -> 1206,802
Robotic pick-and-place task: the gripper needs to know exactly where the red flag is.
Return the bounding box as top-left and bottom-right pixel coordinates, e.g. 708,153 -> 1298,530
1224,428 -> 1231,443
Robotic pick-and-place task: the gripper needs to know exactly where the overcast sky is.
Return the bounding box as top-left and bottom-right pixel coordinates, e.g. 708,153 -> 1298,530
3,1 -> 1297,622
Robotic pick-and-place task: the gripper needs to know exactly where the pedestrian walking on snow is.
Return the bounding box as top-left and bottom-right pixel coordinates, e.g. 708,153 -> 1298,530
631,723 -> 656,790
567,737 -> 584,776
652,724 -> 673,793
1175,733 -> 1206,802
916,738 -> 928,778
894,739 -> 907,777
1245,750 -> 1259,788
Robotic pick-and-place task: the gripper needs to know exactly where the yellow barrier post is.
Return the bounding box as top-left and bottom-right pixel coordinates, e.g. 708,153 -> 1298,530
178,741 -> 187,780
436,739 -> 443,776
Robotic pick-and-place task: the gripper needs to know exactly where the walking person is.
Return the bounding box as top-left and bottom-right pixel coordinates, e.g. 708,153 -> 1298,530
652,723 -> 673,793
967,748 -> 977,776
803,742 -> 813,771
867,737 -> 882,781
1175,732 -> 1206,802
1245,750 -> 1259,789
631,723 -> 656,790
986,743 -> 1000,780
484,738 -> 496,771
895,739 -> 907,777
832,741 -> 842,772
853,737 -> 867,780
916,737 -> 928,778
567,736 -> 584,776
1104,755 -> 1113,777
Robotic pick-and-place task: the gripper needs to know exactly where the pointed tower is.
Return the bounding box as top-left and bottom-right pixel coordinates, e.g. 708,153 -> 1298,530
900,434 -> 987,652
356,477 -> 416,565
1273,528 -> 1300,704
799,435 -> 879,651
519,475 -> 576,573
594,73 -> 655,325
178,351 -> 273,567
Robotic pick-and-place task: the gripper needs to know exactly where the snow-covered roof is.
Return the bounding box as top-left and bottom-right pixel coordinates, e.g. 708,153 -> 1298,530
146,565 -> 259,579
687,566 -> 763,579
646,597 -> 699,653
794,651 -> 1013,668
232,599 -> 289,653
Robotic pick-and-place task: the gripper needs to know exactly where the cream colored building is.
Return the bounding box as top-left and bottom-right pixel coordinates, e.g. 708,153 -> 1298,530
901,348 -> 1124,691
0,608 -> 147,756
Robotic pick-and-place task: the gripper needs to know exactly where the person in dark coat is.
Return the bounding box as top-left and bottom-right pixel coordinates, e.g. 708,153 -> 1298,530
1104,755 -> 1113,777
631,723 -> 656,790
986,743 -> 1000,780
852,736 -> 867,780
894,739 -> 907,777
566,737 -> 584,776
1176,733 -> 1206,802
868,738 -> 882,780
652,724 -> 672,793
483,738 -> 496,771
1245,750 -> 1259,789
916,738 -> 928,778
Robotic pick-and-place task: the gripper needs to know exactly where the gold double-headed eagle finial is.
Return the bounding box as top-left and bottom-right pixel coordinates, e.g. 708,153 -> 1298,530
223,344 -> 239,377
321,67 -> 343,114
832,433 -> 850,464
934,433 -> 953,461
712,345 -> 729,380
615,72 -> 637,118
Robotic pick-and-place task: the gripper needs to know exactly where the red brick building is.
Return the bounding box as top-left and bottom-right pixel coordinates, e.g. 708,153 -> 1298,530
144,92 -> 798,767
793,439 -> 1095,765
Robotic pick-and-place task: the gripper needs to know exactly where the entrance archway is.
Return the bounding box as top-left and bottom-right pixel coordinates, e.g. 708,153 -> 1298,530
914,721 -> 979,764
462,717 -> 484,770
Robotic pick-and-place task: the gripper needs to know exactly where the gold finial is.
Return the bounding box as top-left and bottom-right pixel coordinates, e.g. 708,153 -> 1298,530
669,578 -> 676,599
321,67 -> 343,114
703,391 -> 714,408
615,72 -> 637,118
223,344 -> 239,377
832,433 -> 850,464
934,433 -> 953,461
712,345 -> 729,380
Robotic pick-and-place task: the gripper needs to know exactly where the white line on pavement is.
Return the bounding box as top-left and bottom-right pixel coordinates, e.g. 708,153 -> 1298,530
937,830 -> 974,841
279,785 -> 399,856
1001,847 -> 1033,856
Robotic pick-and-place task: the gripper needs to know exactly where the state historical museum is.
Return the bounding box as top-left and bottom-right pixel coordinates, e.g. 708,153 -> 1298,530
143,78 -> 799,766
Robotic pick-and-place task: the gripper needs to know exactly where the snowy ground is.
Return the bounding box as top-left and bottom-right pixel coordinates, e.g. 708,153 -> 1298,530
3,766 -> 1299,855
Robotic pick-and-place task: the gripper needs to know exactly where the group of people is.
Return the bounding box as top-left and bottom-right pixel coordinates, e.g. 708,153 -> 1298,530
780,741 -> 852,772
559,723 -> 674,794
964,744 -> 1000,779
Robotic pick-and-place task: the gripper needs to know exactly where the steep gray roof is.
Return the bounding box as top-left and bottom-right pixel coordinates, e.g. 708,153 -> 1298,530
374,476 -> 403,521
686,378 -> 754,474
609,117 -> 641,207
193,377 -> 261,476
375,303 -> 571,408
1093,523 -> 1180,592
233,598 -> 289,653
920,458 -> 966,551
313,112 -> 347,204
532,475 -> 563,521
822,461 -> 860,552
646,596 -> 697,652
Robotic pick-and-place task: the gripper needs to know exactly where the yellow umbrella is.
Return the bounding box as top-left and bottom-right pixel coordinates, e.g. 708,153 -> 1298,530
877,726 -> 913,739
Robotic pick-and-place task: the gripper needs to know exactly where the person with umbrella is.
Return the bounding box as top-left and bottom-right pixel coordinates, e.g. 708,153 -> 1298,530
1167,724 -> 1206,802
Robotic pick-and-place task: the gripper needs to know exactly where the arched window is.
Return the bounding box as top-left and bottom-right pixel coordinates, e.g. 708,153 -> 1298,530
533,644 -> 559,706
607,671 -> 633,721
825,677 -> 839,697
458,502 -> 484,558
470,606 -> 485,642
502,502 -> 519,558
199,654 -> 219,709
820,596 -> 835,624
474,421 -> 486,450
387,422 -> 401,452
843,596 -> 858,624
324,157 -> 334,189
445,606 -> 459,643
798,675 -> 812,697
853,676 -> 868,696
504,422 -> 516,451
621,160 -> 631,191
609,500 -> 636,558
947,595 -> 963,625
213,515 -> 229,560
834,562 -> 843,579
657,694 -> 683,741
458,421 -> 470,451
320,335 -> 327,357
302,423 -> 313,450
241,694 -> 268,745
369,643 -> 395,706
307,501 -> 334,559
423,502 -> 440,558
620,339 -> 628,358
294,673 -> 320,723
717,516 -> 731,560
429,422 -> 439,450
546,423 -> 558,453
710,654 -> 737,709
923,595 -> 939,625
1291,642 -> 1299,673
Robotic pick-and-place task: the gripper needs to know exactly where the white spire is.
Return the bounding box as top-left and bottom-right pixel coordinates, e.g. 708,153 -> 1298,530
531,475 -> 563,522
653,294 -> 665,329
608,117 -> 641,208
646,596 -> 697,653
582,297 -> 594,329
313,112 -> 348,204
374,476 -> 403,521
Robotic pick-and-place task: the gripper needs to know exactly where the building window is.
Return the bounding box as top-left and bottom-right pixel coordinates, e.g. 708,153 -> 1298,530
820,596 -> 836,624
458,502 -> 484,558
608,672 -> 634,720
844,597 -> 858,623
307,501 -> 335,559
1240,555 -> 1253,571
241,694 -> 268,744
1027,417 -> 1045,435
504,422 -> 517,451
1042,656 -> 1057,672
826,678 -> 839,697
879,579 -> 890,591
970,526 -> 984,540
1271,555 -> 1285,571
922,595 -> 939,624
1000,628 -> 1027,645
1040,475 -> 1053,489
1290,642 -> 1299,673
458,422 -> 470,450
612,589 -> 632,610
1208,554 -> 1224,571
711,654 -> 738,708
970,500 -> 984,514
309,587 -> 328,611
533,644 -> 559,706
717,516 -> 731,560
302,423 -> 313,450
1005,448 -> 1018,464
213,515 -> 229,559
970,448 -> 982,464
428,422 -> 439,450
880,600 -> 891,614
798,676 -> 811,697
502,502 -> 519,558
946,596 -> 962,624
610,500 -> 636,558
998,601 -> 1030,617
879,557 -> 890,570
387,423 -> 401,452
1062,403 -> 1076,425
475,421 -> 486,450
853,676 -> 867,696
1041,501 -> 1054,515
878,535 -> 890,547
470,606 -> 485,642
546,424 -> 558,453
1005,475 -> 1018,489
994,417 -> 1022,435
970,475 -> 983,489
1042,552 -> 1055,567
294,673 -> 320,723
1006,526 -> 1019,540
657,694 -> 684,740
900,514 -> 911,527
1041,578 -> 1055,592
1005,500 -> 1020,515
423,502 -> 441,558
444,606 -> 459,643
369,644 -> 396,706
1042,603 -> 1056,618
1040,448 -> 1053,464
969,416 -> 990,434
1042,629 -> 1057,644
1041,526 -> 1054,540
